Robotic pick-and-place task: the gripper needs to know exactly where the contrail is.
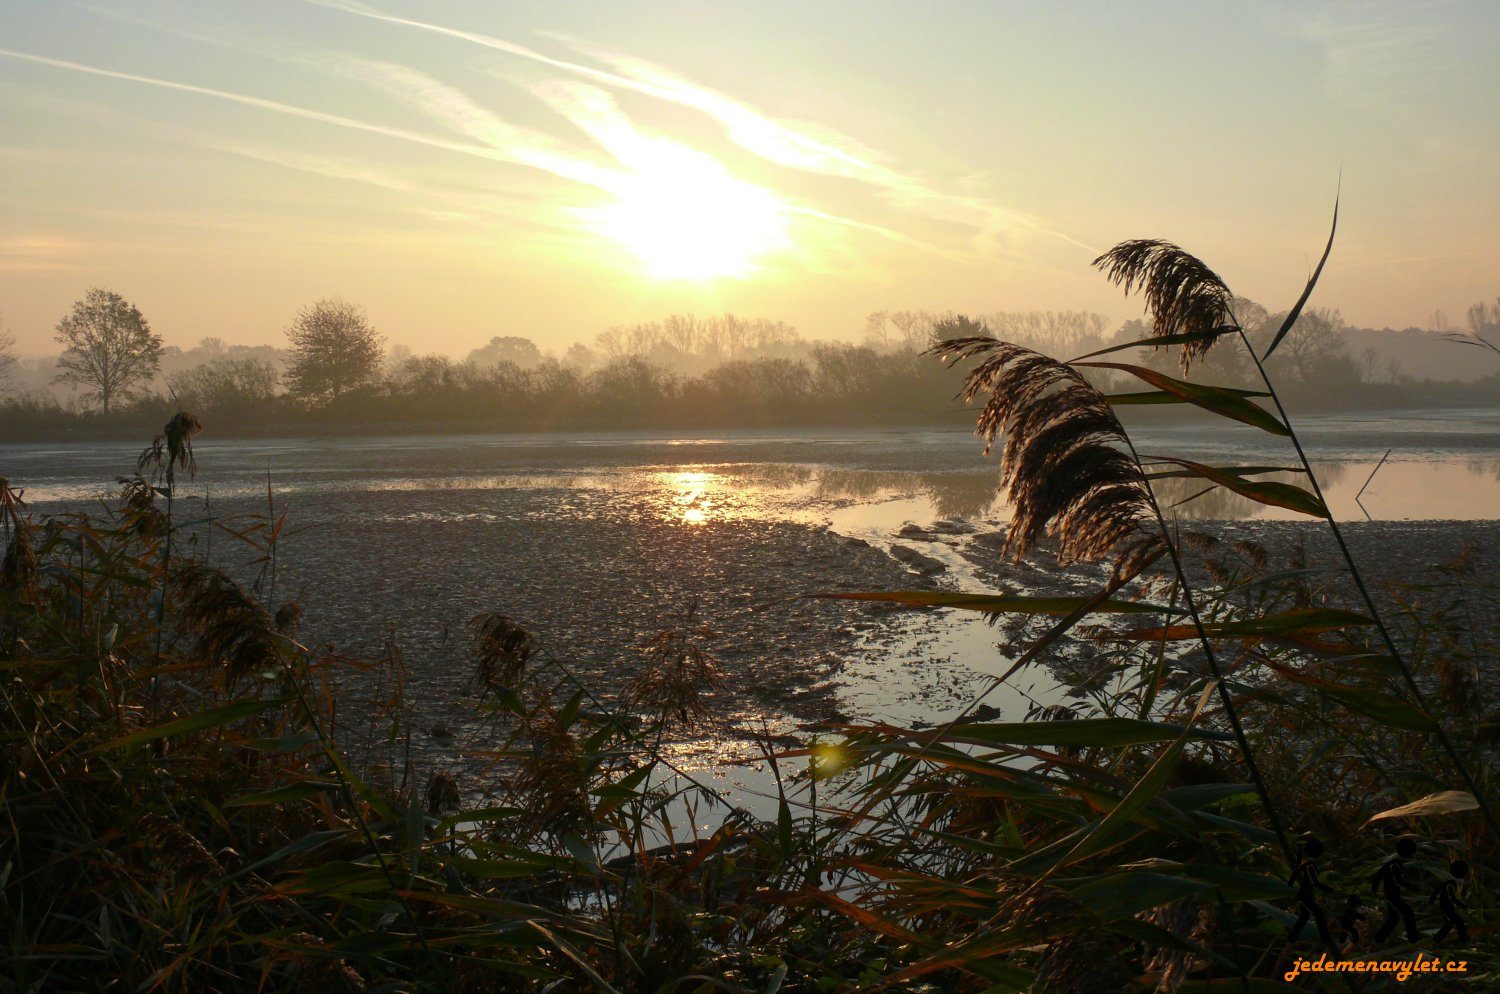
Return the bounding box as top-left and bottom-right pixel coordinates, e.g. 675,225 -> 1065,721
0,47 -> 501,164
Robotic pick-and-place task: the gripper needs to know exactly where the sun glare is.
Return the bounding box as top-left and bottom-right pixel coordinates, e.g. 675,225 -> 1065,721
587,146 -> 790,281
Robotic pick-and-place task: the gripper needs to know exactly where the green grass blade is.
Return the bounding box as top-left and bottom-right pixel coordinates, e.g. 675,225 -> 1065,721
1262,193 -> 1339,360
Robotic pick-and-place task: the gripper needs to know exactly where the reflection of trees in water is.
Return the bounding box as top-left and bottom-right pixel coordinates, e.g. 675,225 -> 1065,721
811,469 -> 1001,519
706,455 -> 1500,524
1148,463 -> 1349,521
1150,476 -> 1260,520
715,462 -> 816,490
716,464 -> 1001,520
1463,457 -> 1500,483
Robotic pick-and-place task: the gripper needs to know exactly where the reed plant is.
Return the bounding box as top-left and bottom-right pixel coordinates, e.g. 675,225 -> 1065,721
0,435 -> 888,991
810,208 -> 1496,988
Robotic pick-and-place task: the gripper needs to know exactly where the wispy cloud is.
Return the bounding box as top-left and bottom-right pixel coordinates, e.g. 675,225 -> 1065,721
0,47 -> 626,220
0,236 -> 81,272
1272,0 -> 1472,123
0,47 -> 498,162
3,5 -> 1085,271
205,139 -> 423,193
305,0 -> 1089,256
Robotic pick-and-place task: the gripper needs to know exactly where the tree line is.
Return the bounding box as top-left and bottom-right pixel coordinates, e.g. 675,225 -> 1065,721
2,289 -> 1497,439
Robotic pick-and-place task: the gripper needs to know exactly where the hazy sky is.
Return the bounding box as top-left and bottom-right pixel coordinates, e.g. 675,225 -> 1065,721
2,0 -> 1497,356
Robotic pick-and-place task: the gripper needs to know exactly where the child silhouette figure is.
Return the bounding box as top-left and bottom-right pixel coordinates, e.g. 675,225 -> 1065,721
1287,838 -> 1335,946
1338,894 -> 1367,946
1431,860 -> 1469,946
1371,838 -> 1420,944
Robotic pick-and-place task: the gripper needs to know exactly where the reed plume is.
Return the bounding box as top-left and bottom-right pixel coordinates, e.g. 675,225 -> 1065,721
115,475 -> 166,538
138,410 -> 203,486
510,709 -> 590,834
274,598 -> 304,634
627,612 -> 725,730
469,612 -> 534,693
929,321 -> 1157,565
1093,240 -> 1236,369
139,812 -> 222,880
425,771 -> 461,816
172,563 -> 279,684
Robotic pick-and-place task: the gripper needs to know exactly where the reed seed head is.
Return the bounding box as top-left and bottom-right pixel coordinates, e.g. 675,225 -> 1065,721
929,325 -> 1158,566
1094,239 -> 1236,370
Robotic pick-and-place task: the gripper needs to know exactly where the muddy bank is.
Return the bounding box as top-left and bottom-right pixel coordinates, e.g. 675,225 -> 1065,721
270,487 -> 929,751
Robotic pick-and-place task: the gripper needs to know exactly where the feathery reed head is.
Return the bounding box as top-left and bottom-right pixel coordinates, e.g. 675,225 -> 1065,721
138,411 -> 203,485
511,709 -> 590,833
425,771 -> 462,816
469,612 -> 534,692
139,812 -> 222,880
172,563 -> 279,684
1093,240 -> 1235,370
115,475 -> 166,538
274,599 -> 304,634
627,615 -> 725,730
928,321 -> 1156,565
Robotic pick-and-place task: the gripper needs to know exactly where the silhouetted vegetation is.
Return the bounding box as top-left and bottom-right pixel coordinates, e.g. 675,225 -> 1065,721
51,288 -> 163,414
5,296 -> 1498,441
3,215 -> 1495,990
283,297 -> 386,403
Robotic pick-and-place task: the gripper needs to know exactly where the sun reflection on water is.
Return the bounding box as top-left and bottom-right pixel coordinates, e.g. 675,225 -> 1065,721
666,469 -> 716,525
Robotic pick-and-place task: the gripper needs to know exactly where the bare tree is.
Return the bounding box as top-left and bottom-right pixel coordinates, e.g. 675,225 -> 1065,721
284,298 -> 384,403
167,357 -> 279,414
1466,297 -> 1499,337
0,315 -> 17,392
1262,307 -> 1354,384
53,289 -> 163,413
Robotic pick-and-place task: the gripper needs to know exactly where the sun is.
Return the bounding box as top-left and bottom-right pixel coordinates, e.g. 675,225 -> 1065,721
586,145 -> 791,281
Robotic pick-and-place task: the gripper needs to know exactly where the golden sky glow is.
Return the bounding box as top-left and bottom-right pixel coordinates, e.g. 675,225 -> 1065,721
1,1 -> 1498,355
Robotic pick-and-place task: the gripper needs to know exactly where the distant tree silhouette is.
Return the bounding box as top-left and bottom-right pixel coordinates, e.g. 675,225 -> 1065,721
166,357 -> 278,416
1466,297 -> 1499,338
53,288 -> 163,413
467,336 -> 543,369
0,316 -> 16,392
284,298 -> 383,404
1261,307 -> 1357,387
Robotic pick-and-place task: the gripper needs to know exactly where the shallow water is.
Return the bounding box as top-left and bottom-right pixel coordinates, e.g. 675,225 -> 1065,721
9,408 -> 1500,519
5,410 -> 1499,821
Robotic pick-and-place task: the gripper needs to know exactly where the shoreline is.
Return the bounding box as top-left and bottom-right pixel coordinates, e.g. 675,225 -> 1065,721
5,399 -> 1498,445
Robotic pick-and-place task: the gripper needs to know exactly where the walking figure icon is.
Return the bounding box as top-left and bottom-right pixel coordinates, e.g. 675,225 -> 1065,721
1371,838 -> 1420,944
1432,860 -> 1469,946
1288,838 -> 1335,946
